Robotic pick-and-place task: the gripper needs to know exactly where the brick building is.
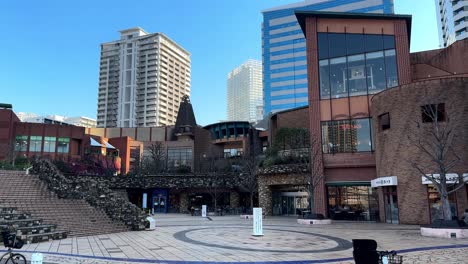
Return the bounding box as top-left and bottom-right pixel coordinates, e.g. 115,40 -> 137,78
263,11 -> 468,224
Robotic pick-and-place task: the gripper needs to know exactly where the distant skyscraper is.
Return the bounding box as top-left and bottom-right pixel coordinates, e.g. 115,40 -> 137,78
97,27 -> 191,128
227,59 -> 263,123
435,0 -> 468,47
20,114 -> 97,128
262,0 -> 394,116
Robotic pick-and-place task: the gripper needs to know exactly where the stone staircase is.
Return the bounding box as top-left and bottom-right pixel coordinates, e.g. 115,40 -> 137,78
0,170 -> 128,239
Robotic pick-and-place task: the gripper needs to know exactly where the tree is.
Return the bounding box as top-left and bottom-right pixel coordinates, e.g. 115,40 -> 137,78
142,142 -> 166,174
410,102 -> 465,221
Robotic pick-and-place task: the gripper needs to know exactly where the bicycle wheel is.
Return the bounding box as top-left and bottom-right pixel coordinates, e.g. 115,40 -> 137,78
5,253 -> 27,264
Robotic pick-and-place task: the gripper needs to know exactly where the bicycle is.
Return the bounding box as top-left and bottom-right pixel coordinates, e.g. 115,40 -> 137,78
1,231 -> 27,264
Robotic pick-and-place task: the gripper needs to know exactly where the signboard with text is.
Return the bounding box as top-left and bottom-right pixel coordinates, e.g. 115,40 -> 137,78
253,207 -> 263,236
421,173 -> 468,185
202,205 -> 207,218
371,176 -> 398,188
142,193 -> 147,209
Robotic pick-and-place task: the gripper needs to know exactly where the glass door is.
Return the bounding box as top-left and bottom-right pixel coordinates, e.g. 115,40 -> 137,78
384,186 -> 399,224
153,196 -> 166,213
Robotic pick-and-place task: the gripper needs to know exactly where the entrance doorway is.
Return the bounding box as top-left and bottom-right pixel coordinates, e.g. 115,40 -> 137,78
272,191 -> 308,216
153,196 -> 166,213
383,186 -> 399,224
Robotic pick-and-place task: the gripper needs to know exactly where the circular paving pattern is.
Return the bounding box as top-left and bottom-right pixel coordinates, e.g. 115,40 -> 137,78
173,226 -> 352,253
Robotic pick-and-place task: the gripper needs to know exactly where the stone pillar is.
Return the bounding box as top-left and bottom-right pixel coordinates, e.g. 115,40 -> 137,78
258,180 -> 272,215
180,192 -> 189,213
230,191 -> 240,208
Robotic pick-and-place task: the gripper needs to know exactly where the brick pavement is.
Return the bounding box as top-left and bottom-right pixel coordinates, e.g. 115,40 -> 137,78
1,214 -> 467,263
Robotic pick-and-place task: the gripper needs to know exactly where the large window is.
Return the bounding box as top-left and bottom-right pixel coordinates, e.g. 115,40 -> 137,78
14,135 -> 28,151
327,185 -> 379,221
43,137 -> 56,152
318,33 -> 398,99
167,148 -> 192,169
428,185 -> 457,222
29,136 -> 42,152
57,138 -> 70,153
321,118 -> 373,153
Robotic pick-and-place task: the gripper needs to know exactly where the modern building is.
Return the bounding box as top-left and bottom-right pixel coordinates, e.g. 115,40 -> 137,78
270,10 -> 467,225
226,59 -> 263,123
435,0 -> 468,47
262,0 -> 394,116
97,27 -> 191,128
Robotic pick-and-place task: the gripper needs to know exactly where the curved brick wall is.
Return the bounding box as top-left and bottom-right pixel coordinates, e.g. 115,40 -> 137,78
371,77 -> 468,224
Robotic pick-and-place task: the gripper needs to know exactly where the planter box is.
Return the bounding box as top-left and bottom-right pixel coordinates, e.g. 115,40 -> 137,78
297,219 -> 332,225
420,227 -> 468,238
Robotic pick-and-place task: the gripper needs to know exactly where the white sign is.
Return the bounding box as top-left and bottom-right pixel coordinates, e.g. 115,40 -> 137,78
142,193 -> 147,209
202,205 -> 207,218
253,207 -> 263,236
422,173 -> 468,185
371,176 -> 398,188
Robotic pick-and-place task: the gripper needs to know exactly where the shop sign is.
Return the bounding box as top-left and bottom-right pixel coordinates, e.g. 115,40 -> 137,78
421,173 -> 468,184
252,207 -> 263,236
371,176 -> 398,187
202,205 -> 207,218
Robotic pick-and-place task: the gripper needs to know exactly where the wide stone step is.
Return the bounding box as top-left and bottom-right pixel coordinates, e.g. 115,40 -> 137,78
23,231 -> 68,244
17,224 -> 57,236
0,213 -> 31,221
0,218 -> 42,227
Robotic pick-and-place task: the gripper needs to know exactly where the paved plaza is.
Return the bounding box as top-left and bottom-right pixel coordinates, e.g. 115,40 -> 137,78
2,214 -> 468,263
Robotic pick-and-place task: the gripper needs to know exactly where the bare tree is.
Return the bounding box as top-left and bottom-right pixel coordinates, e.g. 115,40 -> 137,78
410,102 -> 464,221
238,128 -> 262,212
203,155 -> 222,212
142,142 -> 166,174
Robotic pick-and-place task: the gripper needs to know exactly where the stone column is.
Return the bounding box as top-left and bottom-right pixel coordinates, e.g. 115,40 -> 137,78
230,191 -> 240,208
180,192 -> 189,213
258,178 -> 272,215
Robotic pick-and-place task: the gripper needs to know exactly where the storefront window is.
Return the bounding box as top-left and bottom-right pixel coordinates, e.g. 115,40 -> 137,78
43,137 -> 56,153
327,185 -> 378,221
321,118 -> 373,154
29,136 -> 42,152
329,57 -> 347,98
14,135 -> 28,151
57,138 -> 70,153
428,185 -> 457,222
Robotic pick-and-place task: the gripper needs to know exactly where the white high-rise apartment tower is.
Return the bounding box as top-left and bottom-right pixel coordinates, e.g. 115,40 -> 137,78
435,0 -> 468,47
97,28 -> 191,127
227,59 -> 263,123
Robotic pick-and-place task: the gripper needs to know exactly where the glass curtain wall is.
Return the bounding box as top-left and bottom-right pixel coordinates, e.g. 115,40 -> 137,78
327,185 -> 378,221
321,118 -> 373,153
318,33 -> 398,99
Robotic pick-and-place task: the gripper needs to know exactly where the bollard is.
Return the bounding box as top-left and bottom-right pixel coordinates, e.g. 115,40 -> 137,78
31,252 -> 43,264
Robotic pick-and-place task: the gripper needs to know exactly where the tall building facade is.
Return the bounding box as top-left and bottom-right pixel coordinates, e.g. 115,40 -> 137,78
97,28 -> 191,128
262,0 -> 394,116
435,0 -> 468,47
227,59 -> 263,123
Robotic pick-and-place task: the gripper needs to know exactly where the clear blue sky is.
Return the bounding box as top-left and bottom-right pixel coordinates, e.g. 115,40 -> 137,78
0,0 -> 439,126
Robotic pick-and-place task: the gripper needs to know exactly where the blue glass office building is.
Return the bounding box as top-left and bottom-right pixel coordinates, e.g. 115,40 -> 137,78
262,0 -> 394,116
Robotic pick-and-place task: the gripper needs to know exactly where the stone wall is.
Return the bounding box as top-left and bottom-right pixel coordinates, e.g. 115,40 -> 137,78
31,158 -> 147,230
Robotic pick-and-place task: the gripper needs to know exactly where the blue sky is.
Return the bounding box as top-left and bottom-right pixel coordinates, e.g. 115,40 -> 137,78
0,0 -> 439,126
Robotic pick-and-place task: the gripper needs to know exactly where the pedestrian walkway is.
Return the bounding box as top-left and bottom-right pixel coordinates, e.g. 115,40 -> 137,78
2,214 -> 468,263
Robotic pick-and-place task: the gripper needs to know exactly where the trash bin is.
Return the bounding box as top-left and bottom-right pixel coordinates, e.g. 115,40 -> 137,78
146,216 -> 156,230
352,239 -> 379,264
31,253 -> 43,264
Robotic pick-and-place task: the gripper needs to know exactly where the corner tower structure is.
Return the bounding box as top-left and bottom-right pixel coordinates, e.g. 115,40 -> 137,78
262,0 -> 394,116
97,27 -> 191,128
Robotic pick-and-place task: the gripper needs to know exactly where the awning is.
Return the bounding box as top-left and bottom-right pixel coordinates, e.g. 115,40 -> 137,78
90,137 -> 101,147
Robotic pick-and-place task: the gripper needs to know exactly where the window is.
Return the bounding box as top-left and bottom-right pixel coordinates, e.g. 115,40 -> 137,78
379,113 -> 390,130
385,50 -> 398,88
57,138 -> 70,153
43,137 -> 56,152
321,118 -> 373,153
29,136 -> 42,152
329,57 -> 347,98
347,54 -> 367,96
317,33 -> 329,60
319,60 -> 330,99
428,185 -> 457,223
364,34 -> 383,52
167,148 -> 192,169
328,33 -> 347,57
366,51 -> 386,94
346,33 -> 365,55
421,103 -> 445,123
14,135 -> 28,151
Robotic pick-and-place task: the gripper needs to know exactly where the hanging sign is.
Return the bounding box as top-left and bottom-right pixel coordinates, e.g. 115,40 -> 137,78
421,173 -> 468,184
253,207 -> 264,236
371,176 -> 398,187
202,205 -> 207,218
142,193 -> 147,209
